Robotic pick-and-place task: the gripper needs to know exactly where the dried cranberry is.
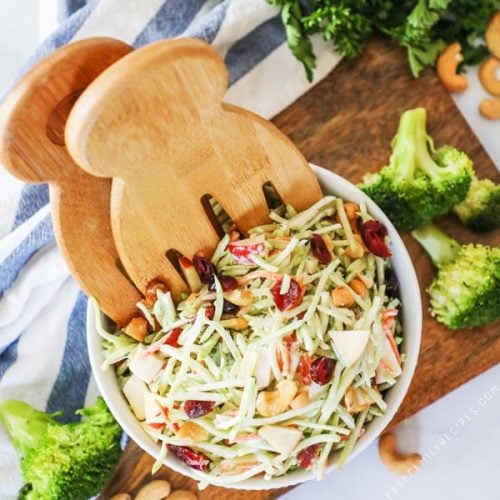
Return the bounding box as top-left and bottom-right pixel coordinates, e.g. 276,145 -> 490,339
271,278 -> 304,311
385,266 -> 399,298
184,400 -> 215,419
193,255 -> 217,285
228,240 -> 265,265
222,275 -> 239,291
222,300 -> 239,315
310,356 -> 334,386
209,274 -> 238,292
310,234 -> 332,264
167,444 -> 210,471
164,327 -> 182,347
297,443 -> 322,468
360,220 -> 392,258
205,305 -> 215,320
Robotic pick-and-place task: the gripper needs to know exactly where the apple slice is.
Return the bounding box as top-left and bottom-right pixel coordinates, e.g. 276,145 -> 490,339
123,374 -> 147,420
228,235 -> 266,265
329,329 -> 370,368
179,256 -> 202,292
376,336 -> 402,383
344,386 -> 375,413
258,425 -> 302,456
129,345 -> 164,384
144,390 -> 164,424
254,349 -> 272,389
237,349 -> 258,381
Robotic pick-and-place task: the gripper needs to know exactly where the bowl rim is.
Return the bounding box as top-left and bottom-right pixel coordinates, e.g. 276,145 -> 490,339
87,164 -> 422,490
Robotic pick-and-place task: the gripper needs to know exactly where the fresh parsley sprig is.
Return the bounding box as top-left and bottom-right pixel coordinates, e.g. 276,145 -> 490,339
268,0 -> 500,81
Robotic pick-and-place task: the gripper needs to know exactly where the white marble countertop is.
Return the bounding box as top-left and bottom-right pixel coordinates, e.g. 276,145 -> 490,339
0,3 -> 498,499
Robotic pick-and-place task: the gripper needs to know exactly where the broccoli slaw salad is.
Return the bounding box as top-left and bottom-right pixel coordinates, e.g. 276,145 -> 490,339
95,195 -> 405,486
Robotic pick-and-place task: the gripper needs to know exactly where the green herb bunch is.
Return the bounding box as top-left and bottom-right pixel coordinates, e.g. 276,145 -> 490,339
268,0 -> 500,80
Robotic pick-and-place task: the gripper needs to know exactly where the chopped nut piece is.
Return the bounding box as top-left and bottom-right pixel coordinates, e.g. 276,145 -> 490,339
290,391 -> 310,410
224,289 -> 253,306
220,317 -> 248,330
144,278 -> 169,307
175,421 -> 209,441
343,202 -> 360,221
123,316 -> 148,341
256,380 -> 298,417
349,278 -> 367,297
331,286 -> 355,308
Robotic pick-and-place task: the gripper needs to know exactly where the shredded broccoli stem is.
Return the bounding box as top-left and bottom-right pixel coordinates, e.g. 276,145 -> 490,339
101,196 -> 403,484
412,223 -> 461,266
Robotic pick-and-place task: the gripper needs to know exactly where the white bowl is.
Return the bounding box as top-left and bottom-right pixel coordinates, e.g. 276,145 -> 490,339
87,165 -> 422,490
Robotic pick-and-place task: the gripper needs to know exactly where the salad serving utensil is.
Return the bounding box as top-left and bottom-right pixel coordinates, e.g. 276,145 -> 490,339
0,38 -> 142,325
64,38 -> 323,302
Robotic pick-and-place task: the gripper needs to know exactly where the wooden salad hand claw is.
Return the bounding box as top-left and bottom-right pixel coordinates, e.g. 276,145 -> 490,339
0,38 -> 142,325
65,38 -> 322,301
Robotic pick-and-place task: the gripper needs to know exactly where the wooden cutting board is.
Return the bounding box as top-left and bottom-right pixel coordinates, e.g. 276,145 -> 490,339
100,36 -> 500,499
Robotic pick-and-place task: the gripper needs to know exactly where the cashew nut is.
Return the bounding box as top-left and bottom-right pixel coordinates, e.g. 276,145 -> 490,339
175,421 -> 209,441
135,480 -> 171,500
219,317 -> 248,330
479,98 -> 500,120
224,289 -> 253,306
478,57 -> 500,97
331,286 -> 355,308
290,390 -> 310,410
123,316 -> 148,342
348,278 -> 367,297
256,379 -> 298,417
168,491 -> 199,500
357,274 -> 373,289
485,12 -> 500,60
436,43 -> 468,93
378,433 -> 422,475
343,203 -> 360,221
110,494 -> 131,500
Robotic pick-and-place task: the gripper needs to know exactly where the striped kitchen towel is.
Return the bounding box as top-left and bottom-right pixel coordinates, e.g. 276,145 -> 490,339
0,0 -> 341,496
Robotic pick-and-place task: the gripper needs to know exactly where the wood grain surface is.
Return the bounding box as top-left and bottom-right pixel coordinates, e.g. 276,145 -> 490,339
65,38 -> 321,303
100,36 -> 499,499
0,38 -> 142,325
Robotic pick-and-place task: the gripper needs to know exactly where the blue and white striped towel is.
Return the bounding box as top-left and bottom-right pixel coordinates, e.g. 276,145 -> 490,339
0,0 -> 341,496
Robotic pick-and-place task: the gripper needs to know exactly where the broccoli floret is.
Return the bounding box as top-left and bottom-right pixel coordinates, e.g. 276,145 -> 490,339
0,397 -> 122,500
454,177 -> 500,231
359,107 -> 473,230
412,223 -> 500,329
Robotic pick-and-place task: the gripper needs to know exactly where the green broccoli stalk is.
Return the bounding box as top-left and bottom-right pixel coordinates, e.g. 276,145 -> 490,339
454,177 -> 500,231
0,397 -> 122,500
359,107 -> 473,230
412,223 -> 500,329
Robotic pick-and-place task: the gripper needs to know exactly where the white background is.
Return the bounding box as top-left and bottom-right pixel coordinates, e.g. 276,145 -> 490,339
0,2 -> 499,500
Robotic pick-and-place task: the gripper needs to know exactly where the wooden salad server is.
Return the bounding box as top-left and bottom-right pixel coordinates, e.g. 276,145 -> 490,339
0,38 -> 142,325
65,38 -> 323,301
